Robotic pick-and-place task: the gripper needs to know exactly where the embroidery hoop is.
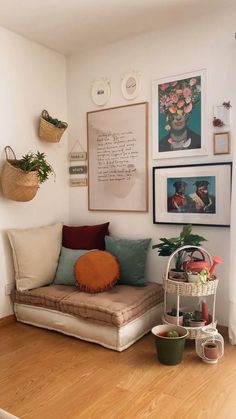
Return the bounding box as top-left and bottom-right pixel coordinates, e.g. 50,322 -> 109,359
121,71 -> 141,100
91,78 -> 111,106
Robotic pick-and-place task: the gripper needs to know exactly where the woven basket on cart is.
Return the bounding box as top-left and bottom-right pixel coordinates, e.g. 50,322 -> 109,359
39,110 -> 68,143
1,146 -> 39,202
163,276 -> 219,297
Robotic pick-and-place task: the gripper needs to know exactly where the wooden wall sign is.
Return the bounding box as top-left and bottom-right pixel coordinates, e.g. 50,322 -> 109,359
68,151 -> 87,161
69,165 -> 87,175
69,178 -> 87,187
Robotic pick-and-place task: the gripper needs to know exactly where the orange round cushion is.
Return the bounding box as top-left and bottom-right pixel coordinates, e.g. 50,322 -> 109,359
74,250 -> 119,293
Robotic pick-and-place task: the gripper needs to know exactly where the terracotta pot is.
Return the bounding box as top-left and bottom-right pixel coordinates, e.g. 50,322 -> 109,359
203,342 -> 219,361
190,319 -> 206,328
165,313 -> 184,326
168,270 -> 187,282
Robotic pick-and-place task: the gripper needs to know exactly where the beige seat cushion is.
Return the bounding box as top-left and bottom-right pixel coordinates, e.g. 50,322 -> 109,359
7,223 -> 62,291
12,282 -> 164,327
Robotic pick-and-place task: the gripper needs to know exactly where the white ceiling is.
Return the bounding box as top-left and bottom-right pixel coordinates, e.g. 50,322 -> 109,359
0,0 -> 235,56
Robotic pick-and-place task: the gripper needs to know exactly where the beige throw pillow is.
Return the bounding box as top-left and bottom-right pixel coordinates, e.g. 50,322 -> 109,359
7,223 -> 62,291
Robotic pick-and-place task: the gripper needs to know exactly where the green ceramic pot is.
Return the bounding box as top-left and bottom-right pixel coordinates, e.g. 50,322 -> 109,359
151,324 -> 188,365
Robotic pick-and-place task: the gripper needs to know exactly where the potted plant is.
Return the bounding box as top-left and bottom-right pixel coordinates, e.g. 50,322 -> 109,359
1,146 -> 54,202
165,306 -> 184,326
39,109 -> 68,143
152,225 -> 207,275
151,324 -> 188,365
181,306 -> 194,326
19,151 -> 54,183
189,310 -> 206,328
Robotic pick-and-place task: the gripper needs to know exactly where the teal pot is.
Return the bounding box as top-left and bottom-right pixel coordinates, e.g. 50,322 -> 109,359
151,324 -> 188,365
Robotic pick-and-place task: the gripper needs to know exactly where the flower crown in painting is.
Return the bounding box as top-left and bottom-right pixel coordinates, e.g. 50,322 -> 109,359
159,76 -> 201,131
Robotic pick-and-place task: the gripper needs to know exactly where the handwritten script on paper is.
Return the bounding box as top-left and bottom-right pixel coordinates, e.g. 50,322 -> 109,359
87,102 -> 147,211
96,130 -> 138,182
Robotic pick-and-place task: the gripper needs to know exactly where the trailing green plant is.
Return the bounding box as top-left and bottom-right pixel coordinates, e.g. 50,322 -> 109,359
18,151 -> 54,184
42,109 -> 67,129
152,224 -> 207,271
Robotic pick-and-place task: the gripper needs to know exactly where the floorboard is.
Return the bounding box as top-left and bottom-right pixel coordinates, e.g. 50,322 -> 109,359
0,322 -> 236,419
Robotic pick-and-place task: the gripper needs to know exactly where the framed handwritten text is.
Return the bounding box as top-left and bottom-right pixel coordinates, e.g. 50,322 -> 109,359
87,102 -> 148,211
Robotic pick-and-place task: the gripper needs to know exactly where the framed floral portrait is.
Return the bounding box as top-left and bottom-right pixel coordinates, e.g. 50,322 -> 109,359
153,163 -> 232,227
152,69 -> 207,159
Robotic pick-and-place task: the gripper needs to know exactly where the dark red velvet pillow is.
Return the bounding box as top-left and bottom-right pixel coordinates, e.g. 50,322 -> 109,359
62,222 -> 109,250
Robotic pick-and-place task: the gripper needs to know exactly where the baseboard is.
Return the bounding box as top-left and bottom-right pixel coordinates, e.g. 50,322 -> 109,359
0,315 -> 229,340
0,314 -> 16,328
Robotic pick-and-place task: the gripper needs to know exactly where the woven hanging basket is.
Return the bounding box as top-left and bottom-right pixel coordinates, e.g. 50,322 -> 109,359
39,110 -> 68,143
1,146 -> 39,202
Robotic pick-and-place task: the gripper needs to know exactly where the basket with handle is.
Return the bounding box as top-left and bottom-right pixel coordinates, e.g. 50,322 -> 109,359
1,146 -> 39,202
163,245 -> 218,296
39,109 -> 68,143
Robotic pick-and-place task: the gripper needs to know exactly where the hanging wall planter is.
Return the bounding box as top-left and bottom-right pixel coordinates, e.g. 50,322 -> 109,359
1,146 -> 54,202
39,109 -> 68,143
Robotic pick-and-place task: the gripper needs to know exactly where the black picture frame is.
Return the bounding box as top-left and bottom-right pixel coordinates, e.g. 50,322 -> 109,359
153,162 -> 232,227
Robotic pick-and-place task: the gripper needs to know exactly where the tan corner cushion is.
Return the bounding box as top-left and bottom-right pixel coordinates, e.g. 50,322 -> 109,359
12,282 -> 164,327
7,223 -> 62,291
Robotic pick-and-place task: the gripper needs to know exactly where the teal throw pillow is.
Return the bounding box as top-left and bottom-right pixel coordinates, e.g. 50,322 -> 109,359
105,236 -> 151,286
54,247 -> 94,286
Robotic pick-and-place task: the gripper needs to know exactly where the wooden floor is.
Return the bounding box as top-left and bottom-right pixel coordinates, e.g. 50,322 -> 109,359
0,323 -> 236,419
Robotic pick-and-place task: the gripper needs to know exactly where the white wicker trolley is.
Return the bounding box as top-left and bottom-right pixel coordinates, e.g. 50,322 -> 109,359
163,245 -> 218,339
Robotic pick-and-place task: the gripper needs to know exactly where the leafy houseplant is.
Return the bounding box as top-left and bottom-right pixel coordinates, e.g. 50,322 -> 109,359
19,151 -> 54,183
1,146 -> 55,202
152,224 -> 207,272
39,110 -> 68,143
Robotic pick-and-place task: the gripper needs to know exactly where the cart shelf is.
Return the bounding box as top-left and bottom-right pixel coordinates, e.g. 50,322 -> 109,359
163,245 -> 218,339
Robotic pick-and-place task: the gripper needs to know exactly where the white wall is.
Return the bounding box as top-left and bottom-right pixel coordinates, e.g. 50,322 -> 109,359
67,6 -> 236,326
0,28 -> 69,317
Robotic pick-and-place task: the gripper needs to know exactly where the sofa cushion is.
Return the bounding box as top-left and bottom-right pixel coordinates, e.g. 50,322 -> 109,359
12,284 -> 77,310
62,222 -> 109,250
54,247 -> 95,286
74,250 -> 119,293
12,282 -> 164,327
105,236 -> 151,286
7,223 -> 62,291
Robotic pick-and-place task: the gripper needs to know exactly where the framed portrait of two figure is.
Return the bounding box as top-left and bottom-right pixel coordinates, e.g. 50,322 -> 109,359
153,163 -> 232,227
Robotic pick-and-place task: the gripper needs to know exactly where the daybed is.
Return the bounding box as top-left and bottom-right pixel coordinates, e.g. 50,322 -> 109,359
8,222 -> 164,351
12,282 -> 163,351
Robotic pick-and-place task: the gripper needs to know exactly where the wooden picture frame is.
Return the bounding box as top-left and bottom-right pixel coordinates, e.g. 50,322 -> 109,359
153,163 -> 232,227
87,102 -> 148,211
152,69 -> 207,159
213,132 -> 230,155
